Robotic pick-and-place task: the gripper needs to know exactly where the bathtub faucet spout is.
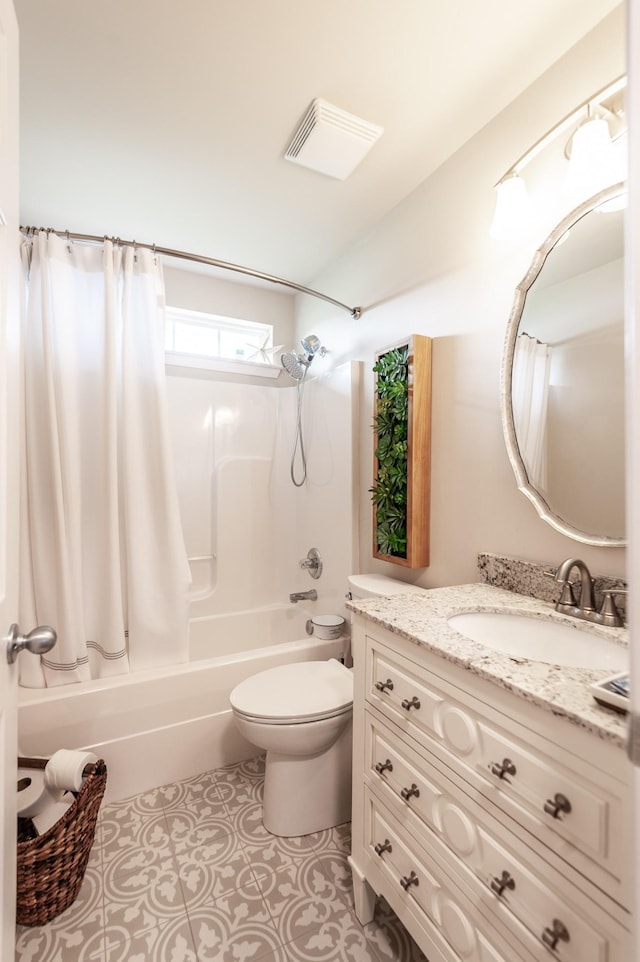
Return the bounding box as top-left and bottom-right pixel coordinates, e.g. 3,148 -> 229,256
289,589 -> 317,604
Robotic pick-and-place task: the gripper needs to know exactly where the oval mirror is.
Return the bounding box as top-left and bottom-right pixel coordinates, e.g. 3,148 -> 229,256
501,183 -> 626,546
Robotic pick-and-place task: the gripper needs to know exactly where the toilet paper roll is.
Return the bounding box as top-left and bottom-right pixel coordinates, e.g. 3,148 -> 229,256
17,767 -> 51,819
32,793 -> 75,835
44,749 -> 97,800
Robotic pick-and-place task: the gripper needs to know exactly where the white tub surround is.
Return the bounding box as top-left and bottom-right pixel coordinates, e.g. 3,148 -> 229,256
347,584 -> 632,962
167,361 -> 360,619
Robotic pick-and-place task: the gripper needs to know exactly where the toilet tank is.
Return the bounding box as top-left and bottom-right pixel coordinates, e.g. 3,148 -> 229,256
346,574 -> 425,668
347,573 -> 426,599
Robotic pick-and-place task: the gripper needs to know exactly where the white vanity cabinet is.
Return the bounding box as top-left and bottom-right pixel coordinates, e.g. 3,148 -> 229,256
349,616 -> 632,962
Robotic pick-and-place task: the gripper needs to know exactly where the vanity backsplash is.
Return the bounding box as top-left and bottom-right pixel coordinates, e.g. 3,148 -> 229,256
478,552 -> 628,621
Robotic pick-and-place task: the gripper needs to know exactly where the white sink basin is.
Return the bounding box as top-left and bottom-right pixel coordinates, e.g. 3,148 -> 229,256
447,611 -> 628,670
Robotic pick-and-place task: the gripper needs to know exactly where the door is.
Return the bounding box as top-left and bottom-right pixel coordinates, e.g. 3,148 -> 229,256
0,0 -> 20,954
630,2 -> 640,957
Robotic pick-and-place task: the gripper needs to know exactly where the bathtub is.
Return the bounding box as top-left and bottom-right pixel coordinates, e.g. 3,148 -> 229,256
17,605 -> 347,802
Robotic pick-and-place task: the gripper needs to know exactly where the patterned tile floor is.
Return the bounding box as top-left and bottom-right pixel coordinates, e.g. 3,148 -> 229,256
16,756 -> 427,962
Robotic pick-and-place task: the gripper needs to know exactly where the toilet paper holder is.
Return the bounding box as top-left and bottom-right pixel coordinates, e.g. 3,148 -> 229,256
18,754 -> 97,783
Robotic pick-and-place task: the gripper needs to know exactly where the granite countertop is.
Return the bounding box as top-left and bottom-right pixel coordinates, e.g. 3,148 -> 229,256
345,583 -> 630,748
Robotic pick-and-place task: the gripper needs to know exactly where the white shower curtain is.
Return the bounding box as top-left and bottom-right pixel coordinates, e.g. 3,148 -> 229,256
19,231 -> 191,688
512,332 -> 552,491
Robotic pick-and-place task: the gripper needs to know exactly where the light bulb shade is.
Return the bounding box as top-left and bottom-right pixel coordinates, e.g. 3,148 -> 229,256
596,132 -> 628,212
489,176 -> 532,241
564,117 -> 618,206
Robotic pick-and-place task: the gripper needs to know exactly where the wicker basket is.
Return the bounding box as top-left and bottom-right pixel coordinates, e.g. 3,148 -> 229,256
16,756 -> 107,927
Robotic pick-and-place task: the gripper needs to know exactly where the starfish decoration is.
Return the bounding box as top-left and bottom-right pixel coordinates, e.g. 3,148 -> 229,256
245,334 -> 284,364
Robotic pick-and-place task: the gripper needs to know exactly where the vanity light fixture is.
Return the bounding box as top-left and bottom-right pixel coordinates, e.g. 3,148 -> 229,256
489,174 -> 533,241
490,76 -> 627,240
563,110 -> 619,205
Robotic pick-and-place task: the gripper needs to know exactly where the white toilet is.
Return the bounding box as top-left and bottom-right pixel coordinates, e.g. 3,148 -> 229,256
229,574 -> 426,837
230,658 -> 353,836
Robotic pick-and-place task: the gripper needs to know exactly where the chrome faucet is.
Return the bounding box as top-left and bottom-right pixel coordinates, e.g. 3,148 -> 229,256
289,589 -> 318,604
552,558 -> 625,627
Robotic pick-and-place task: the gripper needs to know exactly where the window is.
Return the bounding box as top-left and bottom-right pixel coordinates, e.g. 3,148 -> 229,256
165,307 -> 280,377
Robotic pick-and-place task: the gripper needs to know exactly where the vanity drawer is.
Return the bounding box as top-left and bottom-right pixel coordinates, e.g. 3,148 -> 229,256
364,713 -> 630,962
475,822 -> 630,962
365,635 -> 627,894
364,790 -> 538,962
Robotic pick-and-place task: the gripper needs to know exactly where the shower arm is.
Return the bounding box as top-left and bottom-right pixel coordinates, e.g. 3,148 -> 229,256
20,226 -> 363,319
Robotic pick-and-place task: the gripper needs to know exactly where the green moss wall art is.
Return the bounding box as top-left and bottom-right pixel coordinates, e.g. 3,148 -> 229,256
371,335 -> 432,568
371,344 -> 409,557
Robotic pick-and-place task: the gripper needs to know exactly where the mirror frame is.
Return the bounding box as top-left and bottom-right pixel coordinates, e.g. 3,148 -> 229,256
500,181 -> 627,547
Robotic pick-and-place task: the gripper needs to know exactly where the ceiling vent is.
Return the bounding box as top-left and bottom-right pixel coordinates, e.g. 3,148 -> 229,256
284,99 -> 383,180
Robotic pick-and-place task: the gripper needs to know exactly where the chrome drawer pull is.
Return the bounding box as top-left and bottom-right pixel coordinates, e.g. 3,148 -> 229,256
400,783 -> 420,801
490,870 -> 515,897
375,759 -> 393,775
400,870 -> 419,891
541,919 -> 570,951
374,839 -> 393,856
543,793 -> 572,819
490,758 -> 516,780
375,678 -> 394,693
401,695 -> 421,711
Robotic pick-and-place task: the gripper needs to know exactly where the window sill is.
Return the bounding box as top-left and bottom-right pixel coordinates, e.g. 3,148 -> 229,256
165,351 -> 282,379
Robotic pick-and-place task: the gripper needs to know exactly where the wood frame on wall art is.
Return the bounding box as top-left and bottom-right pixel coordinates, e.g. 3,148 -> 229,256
371,333 -> 432,568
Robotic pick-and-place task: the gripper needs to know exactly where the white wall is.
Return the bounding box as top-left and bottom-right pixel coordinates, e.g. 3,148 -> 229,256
294,7 -> 627,587
164,265 -> 296,361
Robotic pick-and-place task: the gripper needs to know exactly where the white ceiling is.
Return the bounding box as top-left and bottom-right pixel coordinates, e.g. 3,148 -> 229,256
15,0 -> 620,287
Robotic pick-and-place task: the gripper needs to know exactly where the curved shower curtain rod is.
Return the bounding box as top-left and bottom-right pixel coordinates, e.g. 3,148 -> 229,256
20,226 -> 363,319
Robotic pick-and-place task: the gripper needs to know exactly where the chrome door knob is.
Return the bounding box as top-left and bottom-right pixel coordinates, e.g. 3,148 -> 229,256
6,624 -> 57,664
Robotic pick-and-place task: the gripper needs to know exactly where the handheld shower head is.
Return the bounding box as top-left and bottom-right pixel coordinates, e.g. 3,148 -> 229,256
281,336 -> 328,381
282,336 -> 329,484
300,334 -> 326,358
281,351 -> 308,381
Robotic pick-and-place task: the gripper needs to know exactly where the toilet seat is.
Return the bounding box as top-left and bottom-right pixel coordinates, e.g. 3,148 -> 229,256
230,659 -> 353,725
233,702 -> 352,725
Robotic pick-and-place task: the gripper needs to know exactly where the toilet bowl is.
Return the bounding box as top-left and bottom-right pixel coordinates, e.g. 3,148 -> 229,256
230,659 -> 353,837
